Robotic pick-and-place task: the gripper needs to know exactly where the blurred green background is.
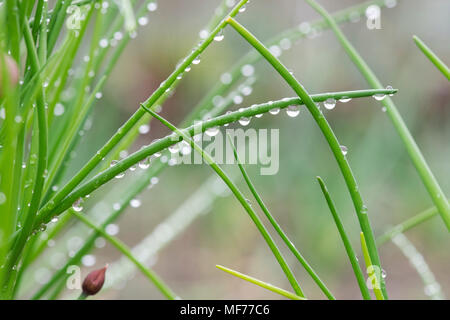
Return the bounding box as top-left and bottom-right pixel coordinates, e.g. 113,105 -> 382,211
30,0 -> 450,299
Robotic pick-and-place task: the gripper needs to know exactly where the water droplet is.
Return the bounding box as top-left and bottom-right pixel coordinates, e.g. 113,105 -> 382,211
115,171 -> 125,179
205,126 -> 219,137
340,145 -> 348,155
238,117 -> 250,126
381,269 -> 387,279
139,124 -> 150,134
54,103 -> 65,116
105,224 -> 119,235
360,205 -> 368,215
192,56 -> 201,65
199,29 -> 208,39
365,5 -> 381,20
269,107 -> 280,115
233,95 -> 243,104
99,38 -> 108,48
286,105 -> 300,117
130,198 -> 141,208
138,16 -> 149,26
269,45 -> 282,57
147,2 -> 158,12
180,141 -> 191,155
82,254 -> 96,267
386,85 -> 394,96
241,64 -> 254,77
51,216 -> 59,223
324,98 -> 336,110
373,93 -> 386,101
220,73 -> 232,84
139,158 -> 151,169
72,199 -> 83,212
238,5 -> 246,13
95,92 -> 103,99
168,143 -> 179,154
339,97 -> 351,103
214,30 -> 224,42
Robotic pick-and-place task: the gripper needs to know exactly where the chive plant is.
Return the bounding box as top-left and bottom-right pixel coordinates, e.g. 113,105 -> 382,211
0,0 -> 447,300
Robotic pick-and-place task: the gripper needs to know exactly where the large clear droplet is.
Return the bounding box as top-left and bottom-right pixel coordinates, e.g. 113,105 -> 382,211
286,105 -> 300,117
115,171 -> 125,179
340,145 -> 348,155
72,199 -> 83,212
269,107 -> 280,115
205,126 -> 219,137
130,198 -> 141,208
324,98 -> 336,110
339,97 -> 351,103
238,117 -> 250,126
214,30 -> 224,42
386,85 -> 394,96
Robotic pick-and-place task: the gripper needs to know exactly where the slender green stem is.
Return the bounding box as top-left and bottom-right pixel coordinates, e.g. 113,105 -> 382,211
360,232 -> 384,300
304,0 -> 450,233
413,35 -> 450,80
216,265 -> 305,300
377,201 -> 448,245
316,177 -> 371,300
70,210 -> 177,300
141,105 -> 304,297
226,16 -> 387,299
228,135 -> 334,300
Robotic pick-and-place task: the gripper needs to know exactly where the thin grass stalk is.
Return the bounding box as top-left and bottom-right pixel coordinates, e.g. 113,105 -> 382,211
377,201 -> 448,245
304,0 -> 450,233
413,35 -> 450,80
225,16 -> 387,299
228,136 -> 335,300
34,88 -> 396,224
316,177 -> 371,300
360,232 -> 384,300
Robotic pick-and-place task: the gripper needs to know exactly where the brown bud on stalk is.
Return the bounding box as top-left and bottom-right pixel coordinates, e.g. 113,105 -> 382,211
82,265 -> 108,297
0,55 -> 19,97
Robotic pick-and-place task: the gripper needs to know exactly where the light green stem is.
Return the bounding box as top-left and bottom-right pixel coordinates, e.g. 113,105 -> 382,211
216,265 -> 305,300
304,0 -> 450,232
226,16 -> 386,299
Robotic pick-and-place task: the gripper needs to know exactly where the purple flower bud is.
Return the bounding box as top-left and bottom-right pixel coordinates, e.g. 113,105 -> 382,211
82,265 -> 108,296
